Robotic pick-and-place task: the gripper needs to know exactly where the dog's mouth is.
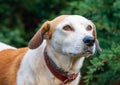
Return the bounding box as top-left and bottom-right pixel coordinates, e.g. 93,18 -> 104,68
83,47 -> 94,54
80,46 -> 94,57
66,47 -> 94,57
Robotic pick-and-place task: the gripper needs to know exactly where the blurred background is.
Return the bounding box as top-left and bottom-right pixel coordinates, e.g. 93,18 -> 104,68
0,0 -> 120,85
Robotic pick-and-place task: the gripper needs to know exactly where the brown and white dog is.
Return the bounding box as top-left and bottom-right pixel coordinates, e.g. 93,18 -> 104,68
0,15 -> 102,85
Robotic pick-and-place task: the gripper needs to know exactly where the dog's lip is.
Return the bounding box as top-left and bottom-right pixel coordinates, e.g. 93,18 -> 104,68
67,50 -> 93,57
84,50 -> 93,54
78,49 -> 93,58
65,47 -> 94,57
83,46 -> 93,52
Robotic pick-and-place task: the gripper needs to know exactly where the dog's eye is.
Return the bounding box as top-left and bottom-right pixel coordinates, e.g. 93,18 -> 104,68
63,25 -> 73,31
86,25 -> 92,31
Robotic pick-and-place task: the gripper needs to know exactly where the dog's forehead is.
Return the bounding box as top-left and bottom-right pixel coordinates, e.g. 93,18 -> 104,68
51,15 -> 69,26
51,15 -> 93,28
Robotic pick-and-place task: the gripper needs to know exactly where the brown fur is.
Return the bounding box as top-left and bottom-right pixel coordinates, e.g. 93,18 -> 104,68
93,24 -> 102,52
0,48 -> 28,85
29,15 -> 69,49
28,21 -> 51,49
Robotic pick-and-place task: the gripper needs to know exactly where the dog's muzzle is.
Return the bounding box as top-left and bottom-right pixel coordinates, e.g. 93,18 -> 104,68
82,36 -> 95,54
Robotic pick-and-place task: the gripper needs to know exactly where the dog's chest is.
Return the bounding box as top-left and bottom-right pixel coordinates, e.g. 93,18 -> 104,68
17,55 -> 81,85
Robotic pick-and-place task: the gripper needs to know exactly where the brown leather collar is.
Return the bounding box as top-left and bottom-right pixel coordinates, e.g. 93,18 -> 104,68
44,47 -> 78,84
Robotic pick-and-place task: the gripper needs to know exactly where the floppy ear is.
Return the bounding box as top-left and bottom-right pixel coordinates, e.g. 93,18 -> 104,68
28,21 -> 51,49
93,25 -> 102,52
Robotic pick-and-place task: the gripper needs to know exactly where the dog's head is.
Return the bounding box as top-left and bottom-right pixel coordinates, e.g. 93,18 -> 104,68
29,15 -> 102,57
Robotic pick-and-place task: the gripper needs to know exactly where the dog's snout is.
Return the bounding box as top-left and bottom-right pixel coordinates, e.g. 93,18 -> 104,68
83,36 -> 95,46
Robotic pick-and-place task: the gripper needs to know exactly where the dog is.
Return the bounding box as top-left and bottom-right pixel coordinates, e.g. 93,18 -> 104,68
0,15 -> 102,85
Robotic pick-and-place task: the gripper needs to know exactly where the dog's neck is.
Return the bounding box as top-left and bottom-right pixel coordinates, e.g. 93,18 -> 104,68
17,41 -> 85,85
46,43 -> 85,74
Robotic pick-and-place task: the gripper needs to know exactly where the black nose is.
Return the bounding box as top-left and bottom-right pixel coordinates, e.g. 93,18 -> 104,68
83,36 -> 95,46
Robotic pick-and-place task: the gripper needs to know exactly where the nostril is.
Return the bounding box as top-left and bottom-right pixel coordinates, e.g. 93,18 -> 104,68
86,39 -> 92,43
83,36 -> 95,46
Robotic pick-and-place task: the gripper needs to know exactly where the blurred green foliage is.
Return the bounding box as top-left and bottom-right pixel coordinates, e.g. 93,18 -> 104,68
0,0 -> 120,85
